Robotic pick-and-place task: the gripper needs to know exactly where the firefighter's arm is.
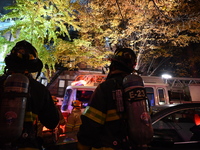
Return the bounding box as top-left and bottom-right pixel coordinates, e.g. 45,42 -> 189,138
77,142 -> 91,150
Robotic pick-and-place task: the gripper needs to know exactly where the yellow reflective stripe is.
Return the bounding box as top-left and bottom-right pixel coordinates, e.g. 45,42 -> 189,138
83,106 -> 106,125
66,123 -> 74,128
74,126 -> 80,129
74,124 -> 81,128
75,123 -> 82,126
24,112 -> 37,122
106,109 -> 120,122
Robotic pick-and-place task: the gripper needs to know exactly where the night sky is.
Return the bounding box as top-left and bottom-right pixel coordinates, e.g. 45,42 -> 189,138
0,0 -> 15,15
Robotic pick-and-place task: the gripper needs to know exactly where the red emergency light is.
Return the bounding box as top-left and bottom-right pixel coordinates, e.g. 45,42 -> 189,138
194,114 -> 200,126
71,80 -> 86,86
72,74 -> 107,86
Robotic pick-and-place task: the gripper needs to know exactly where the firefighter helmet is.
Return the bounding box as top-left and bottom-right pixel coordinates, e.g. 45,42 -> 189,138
52,96 -> 59,104
72,100 -> 82,108
4,40 -> 43,75
109,47 -> 137,73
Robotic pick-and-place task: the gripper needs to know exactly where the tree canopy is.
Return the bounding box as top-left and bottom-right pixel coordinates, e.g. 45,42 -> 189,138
0,0 -> 200,77
0,0 -> 110,76
77,0 -> 200,76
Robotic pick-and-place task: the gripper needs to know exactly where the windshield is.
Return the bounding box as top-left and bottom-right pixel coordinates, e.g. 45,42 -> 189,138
76,90 -> 93,108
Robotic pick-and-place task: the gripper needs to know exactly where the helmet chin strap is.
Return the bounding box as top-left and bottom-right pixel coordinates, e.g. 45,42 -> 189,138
35,72 -> 41,80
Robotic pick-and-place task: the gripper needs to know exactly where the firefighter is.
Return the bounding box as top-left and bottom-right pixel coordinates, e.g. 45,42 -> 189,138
52,95 -> 66,131
77,47 -> 138,150
66,100 -> 82,140
37,96 -> 66,147
0,40 -> 59,150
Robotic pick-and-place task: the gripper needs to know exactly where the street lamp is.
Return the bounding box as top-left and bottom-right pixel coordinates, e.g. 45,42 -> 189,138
161,74 -> 172,84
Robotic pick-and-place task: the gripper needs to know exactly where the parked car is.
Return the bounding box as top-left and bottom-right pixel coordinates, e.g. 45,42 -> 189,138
46,103 -> 200,150
150,103 -> 200,150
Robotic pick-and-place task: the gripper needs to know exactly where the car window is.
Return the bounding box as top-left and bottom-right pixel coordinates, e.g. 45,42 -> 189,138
152,108 -> 200,143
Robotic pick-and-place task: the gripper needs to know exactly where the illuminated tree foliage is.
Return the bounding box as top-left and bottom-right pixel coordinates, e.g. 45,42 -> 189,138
0,0 -> 109,76
78,0 -> 200,75
1,0 -> 200,77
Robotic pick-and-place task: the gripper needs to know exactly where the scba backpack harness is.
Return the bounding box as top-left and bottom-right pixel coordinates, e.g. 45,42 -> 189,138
0,73 -> 29,145
113,73 -> 153,148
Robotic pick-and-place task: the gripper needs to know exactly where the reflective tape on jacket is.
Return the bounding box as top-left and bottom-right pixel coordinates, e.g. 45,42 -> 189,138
83,106 -> 120,125
106,109 -> 120,122
74,123 -> 82,128
66,123 -> 74,129
24,111 -> 38,122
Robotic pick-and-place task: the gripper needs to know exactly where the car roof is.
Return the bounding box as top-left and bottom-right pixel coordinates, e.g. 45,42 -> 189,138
151,103 -> 200,125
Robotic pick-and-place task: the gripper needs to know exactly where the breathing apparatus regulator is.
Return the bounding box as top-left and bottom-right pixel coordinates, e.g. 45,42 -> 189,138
0,40 -> 43,144
111,48 -> 153,146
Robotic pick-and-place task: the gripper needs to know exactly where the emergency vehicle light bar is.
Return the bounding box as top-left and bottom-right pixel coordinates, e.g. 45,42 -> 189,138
72,74 -> 107,86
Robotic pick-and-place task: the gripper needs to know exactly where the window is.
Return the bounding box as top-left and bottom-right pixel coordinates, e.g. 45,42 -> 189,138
169,90 -> 190,101
61,89 -> 72,111
153,109 -> 199,143
158,88 -> 166,105
76,90 -> 94,108
145,87 -> 155,106
57,79 -> 66,97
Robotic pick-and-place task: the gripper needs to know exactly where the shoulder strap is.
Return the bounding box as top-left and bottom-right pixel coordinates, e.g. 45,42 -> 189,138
112,77 -> 133,149
111,75 -> 126,113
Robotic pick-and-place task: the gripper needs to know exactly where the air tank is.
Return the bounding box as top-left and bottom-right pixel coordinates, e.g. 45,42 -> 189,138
0,73 -> 29,144
123,73 -> 153,145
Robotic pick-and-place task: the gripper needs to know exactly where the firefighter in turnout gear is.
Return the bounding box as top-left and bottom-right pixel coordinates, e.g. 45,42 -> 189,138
77,47 -> 144,150
37,96 -> 66,147
0,40 -> 59,150
66,100 -> 82,140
